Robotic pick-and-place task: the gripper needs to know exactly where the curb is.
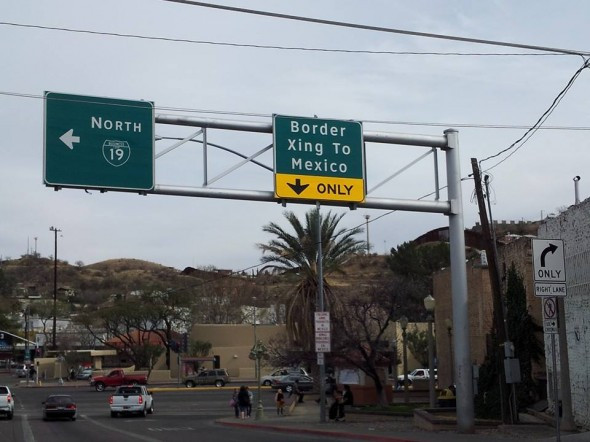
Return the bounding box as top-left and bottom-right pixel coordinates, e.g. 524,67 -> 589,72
216,419 -> 417,442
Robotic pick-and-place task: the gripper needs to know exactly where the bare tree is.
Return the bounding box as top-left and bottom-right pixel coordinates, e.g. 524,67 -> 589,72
331,277 -> 423,406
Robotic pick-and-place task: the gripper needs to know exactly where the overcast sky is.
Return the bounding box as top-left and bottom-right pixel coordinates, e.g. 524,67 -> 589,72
1,1 -> 589,271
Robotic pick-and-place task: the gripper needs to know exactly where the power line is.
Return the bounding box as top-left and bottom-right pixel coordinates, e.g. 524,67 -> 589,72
480,57 -> 590,171
3,90 -> 590,132
163,0 -> 590,57
0,21 -> 571,58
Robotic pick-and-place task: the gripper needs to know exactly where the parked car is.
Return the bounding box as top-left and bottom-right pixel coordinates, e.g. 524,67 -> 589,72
42,394 -> 77,421
76,368 -> 95,380
109,385 -> 153,417
90,369 -> 148,392
15,364 -> 29,378
260,367 -> 309,386
0,386 -> 14,420
184,369 -> 230,388
270,374 -> 314,393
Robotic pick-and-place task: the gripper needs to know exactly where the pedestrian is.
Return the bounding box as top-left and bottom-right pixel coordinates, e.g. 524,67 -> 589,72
230,388 -> 239,418
69,367 -> 76,381
246,386 -> 253,417
289,380 -> 304,403
237,385 -> 250,419
329,389 -> 344,422
342,384 -> 354,407
275,388 -> 285,415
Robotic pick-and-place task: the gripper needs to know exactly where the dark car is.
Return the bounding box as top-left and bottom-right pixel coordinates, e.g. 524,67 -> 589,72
42,395 -> 77,421
270,374 -> 314,393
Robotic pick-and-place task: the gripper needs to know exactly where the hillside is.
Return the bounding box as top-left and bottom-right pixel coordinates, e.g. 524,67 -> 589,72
0,253 -> 392,306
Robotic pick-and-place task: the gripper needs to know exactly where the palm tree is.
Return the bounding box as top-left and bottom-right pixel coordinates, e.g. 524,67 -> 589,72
258,208 -> 365,351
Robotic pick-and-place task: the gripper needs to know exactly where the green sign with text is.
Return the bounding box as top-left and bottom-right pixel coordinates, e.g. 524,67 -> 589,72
44,92 -> 154,191
273,115 -> 365,203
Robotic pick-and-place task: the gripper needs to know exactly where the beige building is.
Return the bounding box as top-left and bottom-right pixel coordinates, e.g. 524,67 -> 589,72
191,323 -> 285,378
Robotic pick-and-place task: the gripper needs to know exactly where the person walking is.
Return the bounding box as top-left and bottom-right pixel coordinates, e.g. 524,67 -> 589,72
237,385 -> 250,420
230,388 -> 239,418
246,386 -> 253,418
275,388 -> 285,415
290,380 -> 304,403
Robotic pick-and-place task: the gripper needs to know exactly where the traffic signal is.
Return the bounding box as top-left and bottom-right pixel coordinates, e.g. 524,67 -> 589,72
181,333 -> 188,353
169,340 -> 179,353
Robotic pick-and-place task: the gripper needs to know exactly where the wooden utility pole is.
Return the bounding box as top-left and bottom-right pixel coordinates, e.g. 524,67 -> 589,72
470,158 -> 512,423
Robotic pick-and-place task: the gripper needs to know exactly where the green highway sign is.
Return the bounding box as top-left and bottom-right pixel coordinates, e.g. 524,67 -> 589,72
44,92 -> 154,191
273,115 -> 365,203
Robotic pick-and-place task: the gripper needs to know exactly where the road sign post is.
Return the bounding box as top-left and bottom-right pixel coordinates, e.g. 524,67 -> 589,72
44,92 -> 154,191
273,115 -> 365,203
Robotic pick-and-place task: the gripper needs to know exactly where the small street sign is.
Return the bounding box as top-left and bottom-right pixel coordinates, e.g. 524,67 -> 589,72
314,311 -> 331,353
544,319 -> 558,334
44,92 -> 154,191
542,297 -> 557,320
317,352 -> 325,366
532,239 -> 567,297
542,298 -> 559,334
273,115 -> 365,203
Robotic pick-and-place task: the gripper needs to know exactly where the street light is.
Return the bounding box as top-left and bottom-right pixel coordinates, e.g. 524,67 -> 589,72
445,318 -> 454,385
49,226 -> 61,350
364,214 -> 370,255
399,315 -> 409,404
251,297 -> 265,420
423,295 -> 436,408
249,339 -> 267,420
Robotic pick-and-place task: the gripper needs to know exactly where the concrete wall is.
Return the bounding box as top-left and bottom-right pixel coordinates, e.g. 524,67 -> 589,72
539,199 -> 590,429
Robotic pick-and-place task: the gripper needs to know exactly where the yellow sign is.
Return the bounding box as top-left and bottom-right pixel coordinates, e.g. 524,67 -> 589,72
275,173 -> 365,203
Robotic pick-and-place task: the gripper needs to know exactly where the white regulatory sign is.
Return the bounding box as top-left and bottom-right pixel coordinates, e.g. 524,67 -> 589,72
532,239 -> 567,297
532,239 -> 566,283
544,319 -> 558,334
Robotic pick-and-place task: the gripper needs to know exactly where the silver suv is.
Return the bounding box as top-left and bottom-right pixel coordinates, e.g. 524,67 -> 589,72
184,369 -> 230,388
260,367 -> 309,386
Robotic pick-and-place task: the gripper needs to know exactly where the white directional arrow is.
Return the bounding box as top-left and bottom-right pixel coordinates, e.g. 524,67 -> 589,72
59,129 -> 80,150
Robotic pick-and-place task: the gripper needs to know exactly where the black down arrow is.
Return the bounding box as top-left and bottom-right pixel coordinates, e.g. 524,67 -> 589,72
287,178 -> 309,195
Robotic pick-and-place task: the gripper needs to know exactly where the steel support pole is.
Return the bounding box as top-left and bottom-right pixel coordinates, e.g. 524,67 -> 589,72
551,334 -> 561,442
316,204 -> 326,423
50,226 -> 60,350
444,129 -> 474,433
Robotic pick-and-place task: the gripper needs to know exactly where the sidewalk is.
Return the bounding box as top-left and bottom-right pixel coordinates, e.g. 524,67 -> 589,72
216,399 -> 589,442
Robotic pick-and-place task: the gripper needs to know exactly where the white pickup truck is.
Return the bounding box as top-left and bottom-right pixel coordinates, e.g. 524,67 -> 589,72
0,386 -> 14,420
396,368 -> 437,389
109,385 -> 153,417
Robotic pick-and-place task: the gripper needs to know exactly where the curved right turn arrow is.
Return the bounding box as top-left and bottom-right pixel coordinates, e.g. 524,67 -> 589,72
540,243 -> 558,267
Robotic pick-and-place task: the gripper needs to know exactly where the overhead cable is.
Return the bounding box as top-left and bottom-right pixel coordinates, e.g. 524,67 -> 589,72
163,0 -> 590,56
2,90 -> 590,132
480,58 -> 590,171
0,21 -> 570,57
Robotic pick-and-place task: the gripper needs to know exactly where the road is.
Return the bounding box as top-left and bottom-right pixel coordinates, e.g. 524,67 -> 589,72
0,377 -> 319,442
